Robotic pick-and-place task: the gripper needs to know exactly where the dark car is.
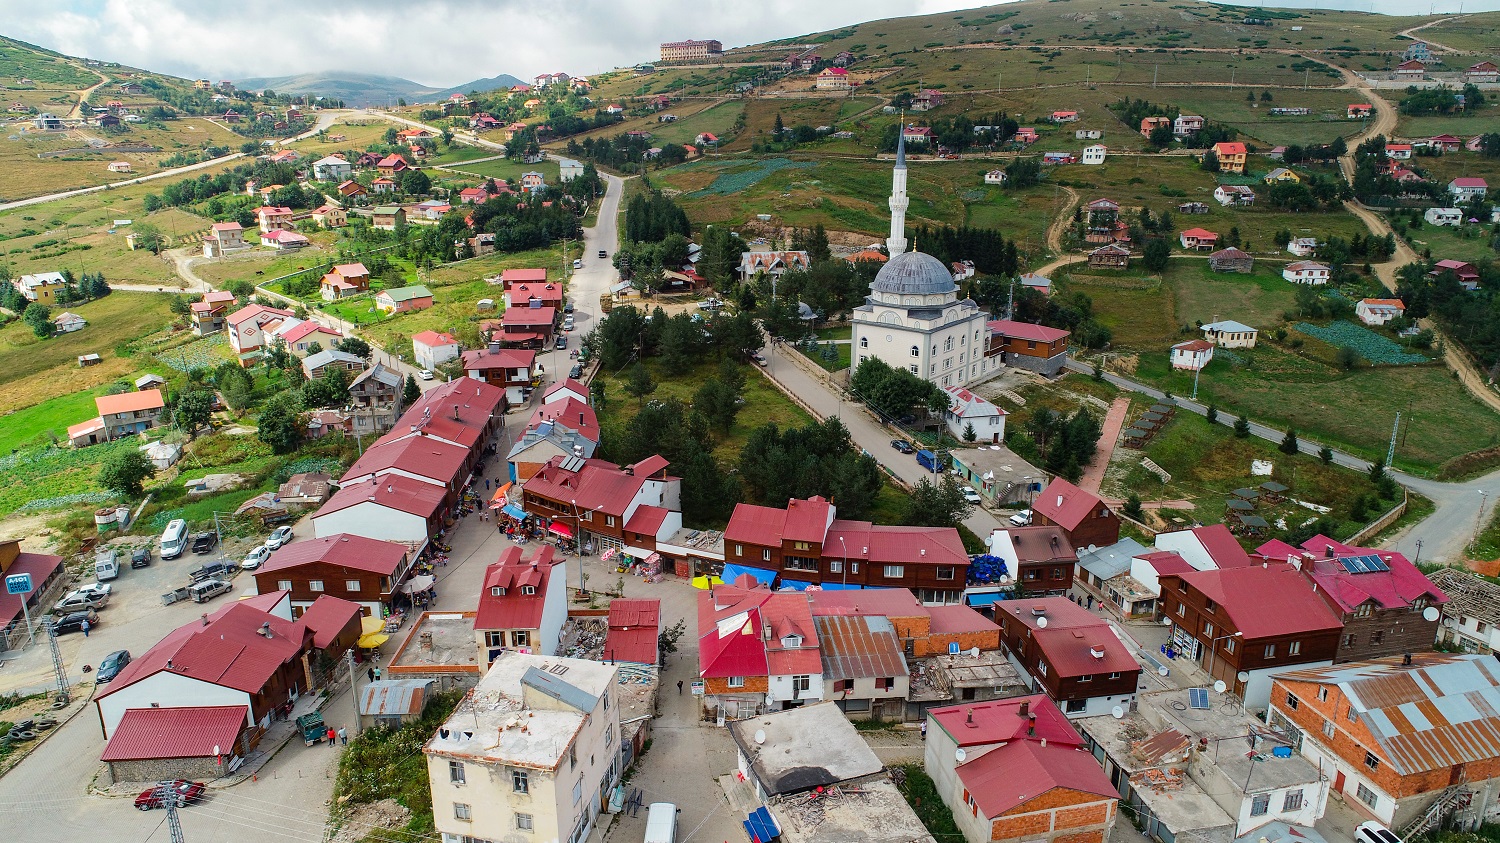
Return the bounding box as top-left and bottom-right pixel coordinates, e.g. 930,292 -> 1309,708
554,335 -> 568,350
97,649 -> 131,683
130,547 -> 152,569
135,780 -> 205,811
190,532 -> 217,554
188,560 -> 236,583
563,301 -> 574,314
569,363 -> 584,379
598,249 -> 607,259
890,439 -> 915,454
54,610 -> 98,635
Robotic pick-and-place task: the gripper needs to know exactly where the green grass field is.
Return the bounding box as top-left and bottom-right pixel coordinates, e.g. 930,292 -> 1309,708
0,389 -> 103,452
0,117 -> 242,201
644,102 -> 746,147
1403,217 -> 1497,264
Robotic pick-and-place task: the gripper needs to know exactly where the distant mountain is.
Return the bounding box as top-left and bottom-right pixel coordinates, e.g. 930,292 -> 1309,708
235,71 -> 523,107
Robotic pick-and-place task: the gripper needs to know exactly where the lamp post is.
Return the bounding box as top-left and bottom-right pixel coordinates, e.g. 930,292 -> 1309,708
1206,631 -> 1242,683
838,536 -> 849,589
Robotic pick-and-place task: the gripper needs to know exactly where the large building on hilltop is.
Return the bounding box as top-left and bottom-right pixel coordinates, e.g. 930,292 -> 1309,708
851,131 -> 993,388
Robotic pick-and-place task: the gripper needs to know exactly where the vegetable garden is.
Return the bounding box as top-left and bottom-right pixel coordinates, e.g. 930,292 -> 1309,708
1294,321 -> 1430,365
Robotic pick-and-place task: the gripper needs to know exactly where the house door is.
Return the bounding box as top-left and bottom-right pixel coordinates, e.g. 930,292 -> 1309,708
1334,771 -> 1346,794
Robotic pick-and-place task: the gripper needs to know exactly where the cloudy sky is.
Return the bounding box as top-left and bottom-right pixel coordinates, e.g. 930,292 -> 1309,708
0,0 -> 994,86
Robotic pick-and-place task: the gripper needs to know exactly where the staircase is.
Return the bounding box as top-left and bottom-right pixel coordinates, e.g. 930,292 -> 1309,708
1400,784 -> 1473,838
1141,457 -> 1172,483
999,389 -> 1027,406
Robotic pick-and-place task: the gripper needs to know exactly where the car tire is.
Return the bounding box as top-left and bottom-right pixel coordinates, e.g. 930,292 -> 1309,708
137,804 -> 152,811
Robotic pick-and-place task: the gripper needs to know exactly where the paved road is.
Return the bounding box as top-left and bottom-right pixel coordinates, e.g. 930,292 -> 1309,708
0,151 -> 248,213
1066,360 -> 1500,564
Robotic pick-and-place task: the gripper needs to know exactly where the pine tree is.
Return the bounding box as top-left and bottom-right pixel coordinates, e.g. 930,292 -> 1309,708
1279,428 -> 1299,455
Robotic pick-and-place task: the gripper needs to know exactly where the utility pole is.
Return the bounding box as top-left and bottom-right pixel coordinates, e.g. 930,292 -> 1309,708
160,784 -> 188,843
1387,412 -> 1400,468
347,648 -> 362,735
1153,65 -> 1159,88
46,619 -> 68,705
1191,361 -> 1202,401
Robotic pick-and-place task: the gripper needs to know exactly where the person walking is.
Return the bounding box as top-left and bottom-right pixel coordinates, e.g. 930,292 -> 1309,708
920,720 -> 927,740
367,666 -> 375,683
373,666 -> 382,681
338,726 -> 348,745
677,680 -> 684,695
81,619 -> 90,638
326,726 -> 336,747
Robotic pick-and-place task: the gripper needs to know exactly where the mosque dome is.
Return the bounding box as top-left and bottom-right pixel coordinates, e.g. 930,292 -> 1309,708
870,250 -> 956,296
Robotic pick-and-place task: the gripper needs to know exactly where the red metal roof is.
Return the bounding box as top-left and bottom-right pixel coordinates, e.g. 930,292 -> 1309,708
697,588 -> 771,679
1173,564 -> 1343,639
341,435 -> 468,487
527,396 -> 600,443
807,588 -> 927,618
500,268 -> 548,285
624,504 -> 670,537
1191,524 -> 1255,568
763,593 -> 821,676
227,303 -> 292,326
823,521 -> 969,567
1139,551 -> 1193,576
929,694 -> 1078,748
783,496 -> 832,543
474,545 -> 559,632
724,503 -> 787,545
988,319 -> 1071,344
524,455 -> 654,517
509,283 -> 564,304
0,551 -> 63,625
258,534 -> 408,578
101,705 -> 248,761
1032,478 -> 1105,531
605,598 -> 660,665
502,307 -> 556,327
315,474 -> 446,520
295,595 -> 361,649
926,604 -> 1001,636
958,739 -> 1118,818
95,389 -> 164,416
998,597 -> 1139,679
412,330 -> 458,348
1287,535 -> 1445,613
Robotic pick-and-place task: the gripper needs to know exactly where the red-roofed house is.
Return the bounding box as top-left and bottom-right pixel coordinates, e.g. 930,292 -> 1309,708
95,389 -> 165,439
1396,59 -> 1426,78
254,534 -> 413,617
1031,478 -> 1118,551
986,319 -> 1071,376
461,344 -> 537,404
227,304 -> 295,361
1431,258 -> 1481,291
498,268 -> 547,288
1158,563 -> 1342,709
319,262 -> 370,301
412,330 -> 461,370
504,282 -> 565,310
376,154 -> 409,177
942,385 -> 1006,443
995,597 -> 1140,717
1178,227 -> 1218,251
474,545 -> 568,662
255,206 -> 294,233
721,496 -> 971,601
1260,535 -> 1445,664
494,305 -> 556,347
605,598 -> 660,667
1356,298 -> 1406,326
815,67 -> 851,91
312,474 -> 447,545
1448,177 -> 1488,201
101,704 -> 252,782
1170,338 -> 1215,371
0,540 -> 65,651
526,396 -> 600,448
94,594 -> 361,737
1154,524 -> 1255,571
925,695 -> 1118,843
1211,141 -> 1247,173
341,435 -> 470,508
520,455 -> 681,554
697,585 -> 823,718
276,320 -> 343,357
189,289 -> 237,335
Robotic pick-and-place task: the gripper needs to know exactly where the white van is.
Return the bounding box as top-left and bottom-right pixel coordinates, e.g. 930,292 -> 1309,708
644,803 -> 678,843
160,519 -> 188,559
94,549 -> 120,582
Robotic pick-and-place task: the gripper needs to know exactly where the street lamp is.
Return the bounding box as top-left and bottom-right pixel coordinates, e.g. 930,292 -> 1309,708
838,536 -> 849,589
1206,631 -> 1242,683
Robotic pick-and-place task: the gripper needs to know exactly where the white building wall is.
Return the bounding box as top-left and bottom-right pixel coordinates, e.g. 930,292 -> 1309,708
1128,556 -> 1165,598
1244,663 -> 1330,712
923,724 -> 990,843
767,672 -> 826,705
97,673 -> 254,737
311,504 -> 429,544
540,560 -> 569,656
1152,532 -> 1216,571
1272,720 -> 1395,825
852,316 -> 992,389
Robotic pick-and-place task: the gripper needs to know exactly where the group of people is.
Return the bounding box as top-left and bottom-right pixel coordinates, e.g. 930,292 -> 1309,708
323,725 -> 348,746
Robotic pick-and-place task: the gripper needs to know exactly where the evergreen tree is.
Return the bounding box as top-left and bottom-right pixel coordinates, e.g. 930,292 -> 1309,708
403,374 -> 421,405
1233,416 -> 1251,438
1279,428 -> 1299,455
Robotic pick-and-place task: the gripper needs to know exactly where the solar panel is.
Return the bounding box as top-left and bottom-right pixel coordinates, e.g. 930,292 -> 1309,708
560,455 -> 585,472
1189,688 -> 1210,709
1339,554 -> 1390,574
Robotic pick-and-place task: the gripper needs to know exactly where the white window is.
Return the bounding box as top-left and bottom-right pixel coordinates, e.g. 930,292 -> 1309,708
1323,719 -> 1335,739
512,769 -> 529,793
1284,789 -> 1304,811
1288,641 -> 1301,656
346,580 -> 361,592
909,365 -> 918,374
516,814 -> 534,832
728,676 -> 745,688
910,345 -> 920,357
278,580 -> 292,591
454,803 -> 472,821
883,565 -> 904,579
1037,661 -> 1048,676
449,761 -> 466,784
1356,783 -> 1378,807
309,580 -> 324,592
1264,644 -> 1276,659
605,515 -> 615,527
936,566 -> 954,580
860,337 -> 868,348
829,560 -> 843,573
735,544 -> 743,557
793,675 -> 811,690
1286,693 -> 1299,710
762,549 -> 772,561
1317,687 -> 1328,701
485,631 -> 504,647
573,777 -> 584,805
522,585 -> 536,595
512,631 -> 530,647
605,724 -> 615,747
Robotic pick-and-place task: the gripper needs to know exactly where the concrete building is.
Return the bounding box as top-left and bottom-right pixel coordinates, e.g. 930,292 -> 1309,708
985,320 -> 1071,377
995,597 -> 1141,717
1202,320 -> 1258,349
425,652 -> 622,843
942,385 -> 1007,444
851,132 -> 993,388
95,389 -> 165,440
926,695 -> 1118,843
1171,339 -> 1215,371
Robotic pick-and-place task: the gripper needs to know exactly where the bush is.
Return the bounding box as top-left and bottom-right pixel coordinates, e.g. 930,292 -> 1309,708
333,691 -> 464,833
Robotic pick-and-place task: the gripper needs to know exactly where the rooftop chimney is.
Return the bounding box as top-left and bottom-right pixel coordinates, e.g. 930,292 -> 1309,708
488,340 -> 500,354
1018,700 -> 1030,718
1403,652 -> 1413,666
201,614 -> 210,627
1325,545 -> 1335,558
965,708 -> 975,726
762,621 -> 772,642
1090,646 -> 1105,659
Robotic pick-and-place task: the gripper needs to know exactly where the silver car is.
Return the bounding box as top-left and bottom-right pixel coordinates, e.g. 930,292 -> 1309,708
265,526 -> 294,549
54,590 -> 108,614
242,544 -> 272,570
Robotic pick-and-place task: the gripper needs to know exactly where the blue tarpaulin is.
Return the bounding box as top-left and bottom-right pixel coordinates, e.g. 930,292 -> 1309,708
743,806 -> 780,843
722,564 -> 776,587
501,504 -> 527,520
967,592 -> 1006,607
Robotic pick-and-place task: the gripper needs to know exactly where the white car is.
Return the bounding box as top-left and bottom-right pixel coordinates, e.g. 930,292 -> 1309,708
961,488 -> 983,505
1009,509 -> 1033,527
74,582 -> 113,600
418,369 -> 434,381
563,318 -> 575,332
241,544 -> 272,570
265,526 -> 294,550
572,259 -> 582,269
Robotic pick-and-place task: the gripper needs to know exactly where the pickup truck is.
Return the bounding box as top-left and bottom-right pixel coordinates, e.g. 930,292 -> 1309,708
188,560 -> 236,583
297,712 -> 326,746
53,590 -> 108,614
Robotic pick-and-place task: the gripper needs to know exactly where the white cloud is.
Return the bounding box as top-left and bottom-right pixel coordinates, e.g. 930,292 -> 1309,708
0,0 -> 987,86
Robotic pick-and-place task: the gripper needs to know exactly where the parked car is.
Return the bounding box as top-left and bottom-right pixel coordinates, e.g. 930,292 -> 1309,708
129,547 -> 152,569
1009,509 -> 1033,527
96,650 -> 131,683
53,610 -> 98,635
190,532 -> 217,554
554,335 -> 568,350
1355,824 -> 1403,843
54,590 -> 108,614
961,487 -> 983,505
417,369 -> 434,381
241,544 -> 272,570
74,582 -> 112,600
572,258 -> 582,269
699,298 -> 723,311
135,780 -> 205,811
563,317 -> 575,331
188,560 -> 236,583
598,249 -> 608,259
564,301 -> 574,314
569,363 -> 584,379
752,353 -> 768,367
890,439 -> 915,454
265,525 -> 294,549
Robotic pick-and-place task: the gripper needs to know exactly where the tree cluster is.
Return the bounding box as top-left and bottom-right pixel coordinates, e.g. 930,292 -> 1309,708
1018,408 -> 1102,483
737,418 -> 884,519
849,357 -> 948,422
908,224 -> 1020,276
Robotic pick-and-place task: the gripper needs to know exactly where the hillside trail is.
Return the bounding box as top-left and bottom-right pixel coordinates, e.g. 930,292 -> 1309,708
1397,17 -> 1466,53
64,61 -> 109,119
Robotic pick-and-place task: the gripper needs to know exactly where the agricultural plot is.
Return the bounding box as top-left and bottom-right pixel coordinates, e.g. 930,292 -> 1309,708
0,118 -> 240,201
1,206 -> 208,286
0,439 -> 135,517
645,101 -> 746,147
1402,219 -> 1497,265
1293,321 -> 1430,365
156,333 -> 235,372
440,157 -> 561,185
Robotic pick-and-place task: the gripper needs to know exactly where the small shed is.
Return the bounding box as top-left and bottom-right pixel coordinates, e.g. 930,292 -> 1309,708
140,440 -> 182,470
135,373 -> 167,391
1259,481 -> 1289,503
359,678 -> 435,729
1225,498 -> 1254,513
78,353 -> 102,367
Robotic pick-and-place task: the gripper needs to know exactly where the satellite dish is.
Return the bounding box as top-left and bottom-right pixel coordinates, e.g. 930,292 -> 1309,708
1158,665 -> 1169,677
1161,617 -> 1173,626
213,745 -> 221,756
1213,680 -> 1227,694
1237,671 -> 1251,683
1111,706 -> 1125,720
970,647 -> 980,659
1423,606 -> 1439,622
1036,616 -> 1048,628
754,729 -> 766,745
955,747 -> 968,763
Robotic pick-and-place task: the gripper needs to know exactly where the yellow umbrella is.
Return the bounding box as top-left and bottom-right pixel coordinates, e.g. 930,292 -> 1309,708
358,631 -> 390,648
361,616 -> 385,635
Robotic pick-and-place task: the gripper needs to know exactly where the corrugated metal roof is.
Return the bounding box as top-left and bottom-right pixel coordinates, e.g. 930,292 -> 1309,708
1279,654 -> 1500,774
521,664 -> 598,713
360,679 -> 432,717
101,705 -> 248,761
813,615 -> 906,682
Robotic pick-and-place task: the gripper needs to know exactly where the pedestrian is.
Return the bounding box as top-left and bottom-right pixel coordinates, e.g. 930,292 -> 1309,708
677,680 -> 684,695
920,720 -> 927,739
367,666 -> 375,683
486,478 -> 491,491
326,726 -> 336,747
373,666 -> 382,681
81,619 -> 90,638
338,726 -> 348,745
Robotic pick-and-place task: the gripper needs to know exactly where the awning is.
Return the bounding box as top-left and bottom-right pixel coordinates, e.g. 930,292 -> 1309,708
622,546 -> 653,559
501,504 -> 527,521
967,592 -> 1005,607
743,806 -> 781,843
549,522 -> 574,539
814,583 -> 868,591
358,632 -> 390,648
489,483 -> 513,506
722,564 -> 776,587
402,575 -> 436,594
361,616 -> 385,635
600,548 -> 619,563
691,575 -> 725,590
610,281 -> 632,294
